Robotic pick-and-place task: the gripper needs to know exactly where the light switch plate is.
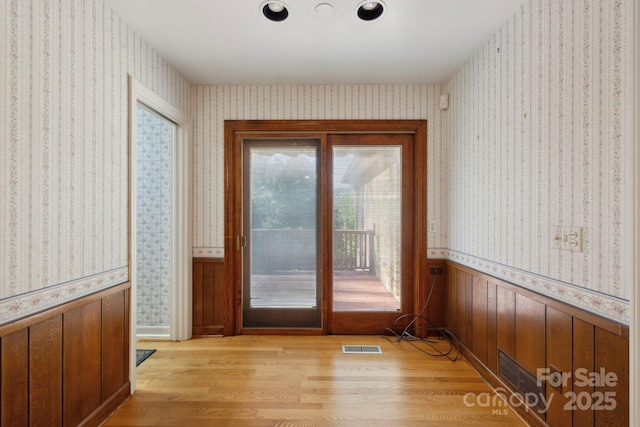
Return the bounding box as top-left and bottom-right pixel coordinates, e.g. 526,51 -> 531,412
552,226 -> 583,252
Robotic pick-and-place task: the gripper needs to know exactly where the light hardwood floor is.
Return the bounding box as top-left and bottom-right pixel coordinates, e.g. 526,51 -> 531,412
104,335 -> 526,426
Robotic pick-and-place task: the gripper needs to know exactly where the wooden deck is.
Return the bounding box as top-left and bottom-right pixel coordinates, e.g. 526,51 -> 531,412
333,272 -> 400,311
249,272 -> 400,311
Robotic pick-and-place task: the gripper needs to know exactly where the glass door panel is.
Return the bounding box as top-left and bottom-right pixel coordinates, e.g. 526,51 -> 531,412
327,133 -> 414,335
242,139 -> 321,328
332,146 -> 402,312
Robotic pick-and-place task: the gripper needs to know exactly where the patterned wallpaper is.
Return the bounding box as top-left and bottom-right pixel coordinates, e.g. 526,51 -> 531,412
1,0 -> 633,326
0,0 -> 191,324
443,0 -> 633,323
191,84 -> 447,258
136,104 -> 173,329
191,1 -> 633,324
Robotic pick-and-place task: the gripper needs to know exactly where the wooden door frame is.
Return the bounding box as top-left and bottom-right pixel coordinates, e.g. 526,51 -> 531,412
224,120 -> 427,335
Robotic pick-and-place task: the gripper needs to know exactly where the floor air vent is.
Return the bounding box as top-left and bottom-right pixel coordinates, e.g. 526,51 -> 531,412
342,345 -> 382,354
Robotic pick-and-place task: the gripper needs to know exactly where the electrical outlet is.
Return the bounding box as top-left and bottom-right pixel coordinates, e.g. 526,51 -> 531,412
428,220 -> 436,233
430,267 -> 443,275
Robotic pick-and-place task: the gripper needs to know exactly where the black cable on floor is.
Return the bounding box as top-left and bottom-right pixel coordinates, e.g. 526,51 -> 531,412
380,274 -> 460,362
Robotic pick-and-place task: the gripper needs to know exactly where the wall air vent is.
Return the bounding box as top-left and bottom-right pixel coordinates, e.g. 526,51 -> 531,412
498,349 -> 545,410
342,345 -> 382,354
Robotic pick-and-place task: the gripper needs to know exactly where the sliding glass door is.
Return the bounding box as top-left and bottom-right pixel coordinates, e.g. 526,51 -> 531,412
332,145 -> 402,312
328,134 -> 414,334
231,125 -> 421,334
242,139 -> 322,328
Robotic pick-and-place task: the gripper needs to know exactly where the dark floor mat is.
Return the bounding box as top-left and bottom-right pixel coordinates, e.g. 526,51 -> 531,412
136,349 -> 156,367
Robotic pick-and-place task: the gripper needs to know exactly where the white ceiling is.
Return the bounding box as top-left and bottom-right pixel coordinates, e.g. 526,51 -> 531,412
104,0 -> 526,85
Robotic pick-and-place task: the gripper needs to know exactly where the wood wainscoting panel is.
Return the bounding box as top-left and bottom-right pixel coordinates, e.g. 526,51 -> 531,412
202,261 -> 215,326
455,269 -> 468,347
496,285 -> 516,357
446,267 -> 458,338
101,290 -> 128,400
595,326 -> 629,427
192,258 -> 226,335
486,281 -> 498,373
29,315 -> 63,427
63,300 -> 102,427
545,306 -> 573,427
572,318 -> 595,427
445,261 -> 629,427
0,282 -> 131,427
464,272 -> 474,349
514,293 -> 545,375
471,276 -> 488,366
192,260 -> 204,327
213,261 -> 225,327
1,329 -> 29,426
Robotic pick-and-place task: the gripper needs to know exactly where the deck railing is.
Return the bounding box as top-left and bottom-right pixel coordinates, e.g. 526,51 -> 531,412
251,229 -> 375,273
333,230 -> 375,272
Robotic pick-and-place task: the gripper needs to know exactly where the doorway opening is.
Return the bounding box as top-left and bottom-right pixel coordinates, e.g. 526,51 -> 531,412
128,77 -> 192,391
134,102 -> 175,337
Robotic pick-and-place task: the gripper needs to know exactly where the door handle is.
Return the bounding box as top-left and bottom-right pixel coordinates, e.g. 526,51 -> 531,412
236,235 -> 247,251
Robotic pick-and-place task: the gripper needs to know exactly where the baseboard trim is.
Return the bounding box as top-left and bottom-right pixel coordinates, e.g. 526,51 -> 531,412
78,381 -> 131,427
193,325 -> 225,336
136,325 -> 170,337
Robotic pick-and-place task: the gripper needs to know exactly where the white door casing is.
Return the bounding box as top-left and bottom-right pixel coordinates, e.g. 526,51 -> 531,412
128,76 -> 192,392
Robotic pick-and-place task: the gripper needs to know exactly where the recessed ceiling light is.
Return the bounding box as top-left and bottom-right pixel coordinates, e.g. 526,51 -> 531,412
261,1 -> 289,22
356,1 -> 384,21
